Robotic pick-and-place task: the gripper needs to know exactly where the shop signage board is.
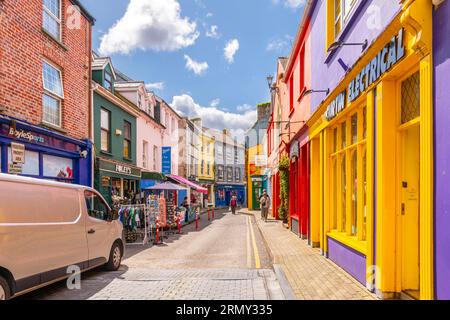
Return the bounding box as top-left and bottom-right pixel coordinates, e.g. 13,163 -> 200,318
325,29 -> 406,121
10,142 -> 25,164
162,146 -> 171,174
98,159 -> 141,178
8,163 -> 22,174
115,164 -> 132,175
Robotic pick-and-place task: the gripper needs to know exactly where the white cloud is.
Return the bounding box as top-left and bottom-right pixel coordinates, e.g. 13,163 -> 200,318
145,82 -> 165,91
99,0 -> 199,55
184,55 -> 209,75
272,0 -> 305,9
206,25 -> 220,39
266,35 -> 293,53
210,98 -> 220,107
224,39 -> 239,64
206,12 -> 213,18
236,104 -> 254,113
171,94 -> 256,141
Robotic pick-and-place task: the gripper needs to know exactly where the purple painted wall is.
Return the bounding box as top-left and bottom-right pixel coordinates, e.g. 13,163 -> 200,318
328,237 -> 366,285
310,0 -> 401,113
433,0 -> 450,301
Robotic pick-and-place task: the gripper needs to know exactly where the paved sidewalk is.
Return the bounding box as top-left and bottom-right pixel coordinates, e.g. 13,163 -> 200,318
240,209 -> 377,300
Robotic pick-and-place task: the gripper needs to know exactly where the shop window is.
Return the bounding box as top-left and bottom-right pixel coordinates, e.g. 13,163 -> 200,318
8,148 -> 39,176
123,121 -> 131,159
330,105 -> 367,240
42,61 -> 63,127
43,0 -> 61,41
101,108 -> 111,152
84,190 -> 111,221
341,154 -> 346,231
43,154 -> 73,180
401,71 -> 420,124
351,150 -> 357,236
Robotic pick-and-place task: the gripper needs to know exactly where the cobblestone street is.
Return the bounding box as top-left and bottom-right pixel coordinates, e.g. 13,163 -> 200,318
21,211 -> 286,300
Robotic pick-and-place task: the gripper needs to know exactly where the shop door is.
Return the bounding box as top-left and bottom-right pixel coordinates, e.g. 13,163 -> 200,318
399,124 -> 420,299
252,181 -> 263,210
225,190 -> 232,207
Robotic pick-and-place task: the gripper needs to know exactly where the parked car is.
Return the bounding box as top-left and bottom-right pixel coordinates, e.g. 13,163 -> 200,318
0,174 -> 124,300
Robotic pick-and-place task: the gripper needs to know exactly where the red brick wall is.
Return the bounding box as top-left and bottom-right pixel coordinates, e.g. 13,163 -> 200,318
0,0 -> 92,140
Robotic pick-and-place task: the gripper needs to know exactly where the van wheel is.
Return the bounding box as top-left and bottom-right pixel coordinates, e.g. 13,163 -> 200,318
0,276 -> 11,300
105,242 -> 122,271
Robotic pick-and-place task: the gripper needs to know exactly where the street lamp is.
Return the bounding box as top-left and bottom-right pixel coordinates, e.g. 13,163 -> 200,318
328,39 -> 368,54
266,75 -> 277,93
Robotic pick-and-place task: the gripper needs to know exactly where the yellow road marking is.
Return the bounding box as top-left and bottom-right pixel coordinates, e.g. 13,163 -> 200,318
246,216 -> 252,268
248,216 -> 261,269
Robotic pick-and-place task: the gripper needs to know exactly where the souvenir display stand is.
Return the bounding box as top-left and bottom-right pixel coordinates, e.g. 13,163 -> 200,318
118,204 -> 149,245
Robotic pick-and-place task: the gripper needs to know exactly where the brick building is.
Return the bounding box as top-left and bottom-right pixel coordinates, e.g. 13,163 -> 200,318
0,0 -> 95,186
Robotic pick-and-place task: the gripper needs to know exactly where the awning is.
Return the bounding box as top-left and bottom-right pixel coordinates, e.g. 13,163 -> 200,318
166,174 -> 208,194
145,182 -> 187,191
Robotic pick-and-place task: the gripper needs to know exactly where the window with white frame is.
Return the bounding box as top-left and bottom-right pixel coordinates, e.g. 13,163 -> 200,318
153,145 -> 158,171
43,0 -> 61,41
42,61 -> 63,127
334,0 -> 358,38
100,108 -> 110,152
104,69 -> 113,91
143,140 -> 148,168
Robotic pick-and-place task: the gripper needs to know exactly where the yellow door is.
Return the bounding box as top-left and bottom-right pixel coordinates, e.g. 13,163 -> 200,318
400,124 -> 420,299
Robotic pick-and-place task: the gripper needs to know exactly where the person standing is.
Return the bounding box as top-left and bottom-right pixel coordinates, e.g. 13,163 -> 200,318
230,194 -> 238,215
260,190 -> 270,222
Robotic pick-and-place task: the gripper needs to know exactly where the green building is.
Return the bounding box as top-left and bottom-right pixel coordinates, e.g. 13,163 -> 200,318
92,55 -> 141,206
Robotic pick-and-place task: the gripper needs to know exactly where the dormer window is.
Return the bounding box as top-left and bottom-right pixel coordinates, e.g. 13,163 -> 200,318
104,69 -> 113,91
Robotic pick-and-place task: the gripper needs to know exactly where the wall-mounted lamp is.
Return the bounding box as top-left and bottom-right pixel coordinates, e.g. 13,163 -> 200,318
328,39 -> 368,54
300,88 -> 330,101
79,150 -> 88,159
266,75 -> 277,93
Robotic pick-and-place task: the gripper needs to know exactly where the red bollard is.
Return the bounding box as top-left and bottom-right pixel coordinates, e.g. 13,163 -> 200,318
195,211 -> 199,231
155,222 -> 160,244
212,208 -> 215,219
208,208 -> 211,221
177,215 -> 182,234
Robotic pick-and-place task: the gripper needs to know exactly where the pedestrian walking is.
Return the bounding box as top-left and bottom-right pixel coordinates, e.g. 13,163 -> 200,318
230,194 -> 238,215
260,190 -> 270,222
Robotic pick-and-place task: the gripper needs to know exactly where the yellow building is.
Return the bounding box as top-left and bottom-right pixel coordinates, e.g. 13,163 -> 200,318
246,144 -> 267,210
308,0 -> 434,299
198,130 -> 215,206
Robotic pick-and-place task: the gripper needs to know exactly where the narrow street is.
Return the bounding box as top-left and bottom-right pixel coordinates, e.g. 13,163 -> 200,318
21,211 -> 287,300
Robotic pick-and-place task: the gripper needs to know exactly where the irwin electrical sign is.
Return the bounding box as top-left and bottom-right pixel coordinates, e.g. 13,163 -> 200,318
326,29 -> 405,121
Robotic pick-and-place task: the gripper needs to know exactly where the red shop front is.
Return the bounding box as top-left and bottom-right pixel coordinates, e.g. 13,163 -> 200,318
289,140 -> 310,239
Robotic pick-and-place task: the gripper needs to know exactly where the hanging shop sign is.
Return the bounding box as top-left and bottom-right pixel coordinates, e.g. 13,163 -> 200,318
161,146 -> 172,174
325,29 -> 405,121
10,142 -> 25,164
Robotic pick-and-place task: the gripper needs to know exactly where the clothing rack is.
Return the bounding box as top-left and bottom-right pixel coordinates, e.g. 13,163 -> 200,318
119,204 -> 149,246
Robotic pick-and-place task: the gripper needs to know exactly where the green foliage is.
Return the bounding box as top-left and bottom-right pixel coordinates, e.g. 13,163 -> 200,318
278,155 -> 290,222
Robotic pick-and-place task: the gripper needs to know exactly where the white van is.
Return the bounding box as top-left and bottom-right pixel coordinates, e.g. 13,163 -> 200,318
0,173 -> 124,300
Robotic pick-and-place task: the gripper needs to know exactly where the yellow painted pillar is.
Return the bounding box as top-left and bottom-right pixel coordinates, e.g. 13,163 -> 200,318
323,129 -> 330,253
319,132 -> 325,252
375,80 -> 397,298
419,54 -> 434,300
366,91 -> 375,290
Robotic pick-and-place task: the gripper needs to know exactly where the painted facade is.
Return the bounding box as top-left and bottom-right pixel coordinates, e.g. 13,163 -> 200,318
433,0 -> 450,301
92,56 -> 141,206
304,0 -> 435,300
0,0 -> 94,186
198,129 -> 215,207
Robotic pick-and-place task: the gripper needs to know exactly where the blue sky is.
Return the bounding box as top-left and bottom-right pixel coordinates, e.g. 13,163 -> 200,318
79,0 -> 305,134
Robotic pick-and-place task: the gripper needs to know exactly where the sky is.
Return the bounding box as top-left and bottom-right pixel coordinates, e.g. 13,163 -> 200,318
79,0 -> 305,137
